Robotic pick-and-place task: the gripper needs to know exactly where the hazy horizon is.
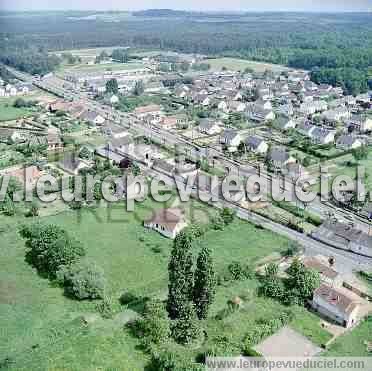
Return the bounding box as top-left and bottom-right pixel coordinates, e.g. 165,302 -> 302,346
1,0 -> 371,13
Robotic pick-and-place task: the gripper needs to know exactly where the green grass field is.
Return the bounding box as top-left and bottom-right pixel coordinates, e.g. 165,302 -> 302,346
0,198 -> 335,369
206,57 -> 289,73
323,317 -> 372,356
0,102 -> 32,122
57,61 -> 146,77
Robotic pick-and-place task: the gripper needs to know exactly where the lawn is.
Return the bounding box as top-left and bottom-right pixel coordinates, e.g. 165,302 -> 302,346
323,317 -> 372,356
206,57 -> 289,73
0,198 -> 331,369
0,102 -> 32,122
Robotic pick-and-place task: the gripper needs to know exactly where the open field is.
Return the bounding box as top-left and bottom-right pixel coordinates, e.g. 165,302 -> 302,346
0,196 -> 337,369
56,61 -> 146,77
54,46 -> 126,58
206,57 -> 290,73
0,100 -> 33,122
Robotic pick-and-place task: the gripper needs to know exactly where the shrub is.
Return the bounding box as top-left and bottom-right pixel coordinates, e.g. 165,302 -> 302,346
20,223 -> 85,278
136,299 -> 170,347
203,335 -> 241,359
211,215 -> 225,230
58,260 -> 106,300
220,207 -> 236,225
185,223 -> 206,239
227,262 -> 253,281
243,312 -> 293,349
119,292 -> 138,305
149,345 -> 203,371
96,296 -> 116,319
281,242 -> 300,257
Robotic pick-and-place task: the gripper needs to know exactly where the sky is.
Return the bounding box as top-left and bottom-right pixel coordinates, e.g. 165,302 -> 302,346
1,0 -> 371,12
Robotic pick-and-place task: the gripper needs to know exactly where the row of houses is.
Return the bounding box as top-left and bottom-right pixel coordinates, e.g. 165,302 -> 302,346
0,82 -> 34,97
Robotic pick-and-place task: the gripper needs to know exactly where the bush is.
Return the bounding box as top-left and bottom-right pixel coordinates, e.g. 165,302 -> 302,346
96,296 -> 116,319
58,260 -> 106,300
136,299 -> 170,347
185,223 -> 206,239
20,223 -> 85,278
220,207 -> 236,225
211,214 -> 225,230
149,345 -> 203,371
227,262 -> 253,281
203,335 -> 241,359
119,292 -> 138,305
281,242 -> 300,257
243,311 -> 293,349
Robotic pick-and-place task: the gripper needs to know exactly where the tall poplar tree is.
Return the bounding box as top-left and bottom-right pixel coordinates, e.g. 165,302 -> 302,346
193,246 -> 216,319
167,230 -> 194,320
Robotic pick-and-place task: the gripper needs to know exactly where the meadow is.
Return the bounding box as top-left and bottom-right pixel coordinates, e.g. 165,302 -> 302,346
0,198 -> 333,369
205,57 -> 289,73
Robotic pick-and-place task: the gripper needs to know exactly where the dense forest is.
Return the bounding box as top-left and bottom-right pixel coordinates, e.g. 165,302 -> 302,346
0,11 -> 371,94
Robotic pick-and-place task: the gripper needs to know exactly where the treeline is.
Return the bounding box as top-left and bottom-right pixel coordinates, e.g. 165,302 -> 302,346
0,48 -> 61,75
0,12 -> 371,92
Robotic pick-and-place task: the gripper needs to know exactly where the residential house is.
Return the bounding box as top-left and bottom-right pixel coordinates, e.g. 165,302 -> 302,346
198,118 -> 222,135
284,162 -> 309,180
80,110 -> 105,126
346,115 -> 372,133
323,107 -> 351,123
134,104 -> 163,120
275,116 -> 296,131
193,93 -> 211,106
245,103 -> 275,123
336,135 -> 363,150
159,114 -> 188,130
110,95 -> 119,105
311,219 -> 372,258
144,208 -> 187,239
174,84 -> 190,99
312,284 -> 360,328
217,100 -> 229,113
220,129 -> 242,151
356,93 -> 370,105
302,256 -> 342,287
59,152 -> 91,175
275,103 -> 294,118
304,81 -> 318,91
311,127 -> 336,145
227,100 -> 246,113
299,101 -> 328,115
245,135 -> 268,154
268,147 -> 296,171
296,121 -> 316,137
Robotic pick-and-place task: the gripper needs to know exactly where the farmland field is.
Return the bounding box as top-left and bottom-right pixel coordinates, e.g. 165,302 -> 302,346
206,57 -> 290,73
